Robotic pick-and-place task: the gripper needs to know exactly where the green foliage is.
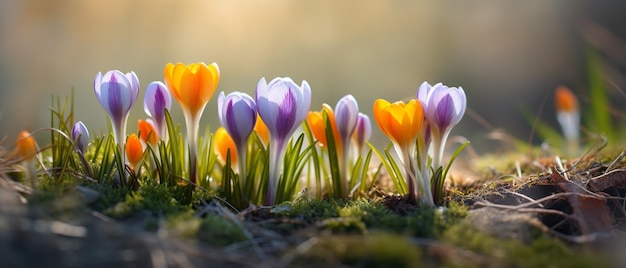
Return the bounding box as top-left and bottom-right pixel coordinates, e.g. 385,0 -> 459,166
218,131 -> 269,210
433,141 -> 469,205
275,133 -> 315,204
368,142 -> 407,194
586,50 -> 615,142
49,92 -> 80,180
323,111 -> 343,198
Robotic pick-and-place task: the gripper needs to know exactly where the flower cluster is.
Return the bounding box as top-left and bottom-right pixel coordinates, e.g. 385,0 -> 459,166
374,82 -> 467,206
307,95 -> 370,197
44,61 -> 467,208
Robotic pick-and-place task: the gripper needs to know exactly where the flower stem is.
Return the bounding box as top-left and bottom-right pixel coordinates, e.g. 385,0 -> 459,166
399,146 -> 417,202
185,114 -> 200,186
340,142 -> 350,198
237,139 -> 248,189
112,116 -> 128,182
266,137 -> 286,205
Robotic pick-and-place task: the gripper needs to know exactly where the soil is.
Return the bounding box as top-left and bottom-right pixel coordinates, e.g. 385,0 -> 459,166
1,157 -> 625,267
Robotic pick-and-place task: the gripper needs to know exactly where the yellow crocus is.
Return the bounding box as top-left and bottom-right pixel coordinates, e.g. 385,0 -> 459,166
126,134 -> 144,171
164,62 -> 220,119
16,130 -> 37,161
373,99 -> 424,150
253,115 -> 270,146
307,104 -> 341,149
214,127 -> 237,166
164,62 -> 219,184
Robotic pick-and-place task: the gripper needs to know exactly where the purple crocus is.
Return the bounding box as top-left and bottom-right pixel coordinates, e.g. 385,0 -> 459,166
352,112 -> 372,155
420,82 -> 466,168
94,70 -> 140,150
335,95 -> 359,151
217,91 -> 257,182
71,121 -> 90,155
334,95 -> 359,196
144,81 -> 172,139
256,77 -> 311,205
71,121 -> 92,177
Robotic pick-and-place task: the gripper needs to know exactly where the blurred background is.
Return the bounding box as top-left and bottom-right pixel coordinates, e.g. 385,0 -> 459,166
1,1 -> 626,153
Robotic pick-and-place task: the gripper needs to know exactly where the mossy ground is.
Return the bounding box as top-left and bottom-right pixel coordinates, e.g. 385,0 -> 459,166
1,148 -> 624,267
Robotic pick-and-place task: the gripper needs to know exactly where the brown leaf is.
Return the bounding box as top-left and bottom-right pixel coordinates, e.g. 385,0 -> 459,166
587,169 -> 626,192
551,170 -> 614,235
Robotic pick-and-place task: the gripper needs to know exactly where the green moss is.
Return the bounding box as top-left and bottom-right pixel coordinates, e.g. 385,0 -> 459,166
273,198 -> 468,238
286,233 -> 422,268
165,211 -> 246,246
442,223 -> 607,267
277,198 -> 342,220
166,211 -> 202,239
318,217 -> 367,234
103,183 -> 190,219
197,215 -> 247,246
88,183 -> 129,212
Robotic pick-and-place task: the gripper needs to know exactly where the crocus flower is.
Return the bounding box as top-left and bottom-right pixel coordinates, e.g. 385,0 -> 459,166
422,83 -> 466,169
164,62 -> 220,185
554,85 -> 579,154
16,130 -> 37,161
16,130 -> 38,188
125,134 -> 144,172
71,121 -> 90,155
94,70 -> 140,151
335,95 -> 359,153
334,95 -> 359,196
138,119 -> 159,146
352,112 -> 372,156
415,82 -> 437,206
256,77 -> 311,205
213,127 -> 238,166
217,91 -> 257,183
254,115 -> 270,147
307,104 -> 340,148
71,121 -> 93,178
144,81 -> 172,139
373,99 -> 424,201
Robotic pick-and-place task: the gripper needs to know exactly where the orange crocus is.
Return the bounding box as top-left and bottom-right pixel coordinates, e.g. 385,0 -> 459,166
164,62 -> 219,185
555,86 -> 578,112
126,134 -> 144,170
253,114 -> 270,146
307,104 -> 341,149
164,62 -> 220,119
214,127 -> 237,166
16,130 -> 37,161
373,99 -> 424,149
138,119 -> 158,145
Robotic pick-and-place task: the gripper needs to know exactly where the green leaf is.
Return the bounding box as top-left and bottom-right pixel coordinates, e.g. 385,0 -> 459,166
586,50 -> 614,141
